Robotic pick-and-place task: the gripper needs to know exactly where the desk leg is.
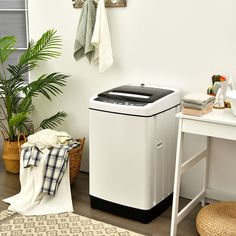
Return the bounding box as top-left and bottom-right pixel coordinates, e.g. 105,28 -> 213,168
202,136 -> 209,206
170,119 -> 184,236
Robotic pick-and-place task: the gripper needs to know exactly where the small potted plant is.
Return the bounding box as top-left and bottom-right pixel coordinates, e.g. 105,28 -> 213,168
0,29 -> 68,173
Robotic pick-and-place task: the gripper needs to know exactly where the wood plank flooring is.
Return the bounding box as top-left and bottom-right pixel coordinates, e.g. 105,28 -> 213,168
0,161 -> 200,236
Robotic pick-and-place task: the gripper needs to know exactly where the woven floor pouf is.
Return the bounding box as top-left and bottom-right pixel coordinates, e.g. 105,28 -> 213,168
196,201 -> 236,236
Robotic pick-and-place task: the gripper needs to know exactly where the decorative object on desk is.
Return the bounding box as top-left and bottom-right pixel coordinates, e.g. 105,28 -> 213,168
227,90 -> 236,116
181,93 -> 215,116
213,76 -> 229,109
69,137 -> 85,184
207,75 -> 235,109
0,29 -> 68,174
0,210 -> 143,235
196,201 -> 236,236
207,74 -> 223,96
73,0 -> 127,8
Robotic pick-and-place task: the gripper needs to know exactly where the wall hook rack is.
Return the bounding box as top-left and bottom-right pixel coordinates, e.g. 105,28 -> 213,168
72,0 -> 127,8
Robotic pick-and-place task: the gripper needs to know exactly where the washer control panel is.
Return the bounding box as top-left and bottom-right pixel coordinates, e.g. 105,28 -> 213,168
94,84 -> 174,107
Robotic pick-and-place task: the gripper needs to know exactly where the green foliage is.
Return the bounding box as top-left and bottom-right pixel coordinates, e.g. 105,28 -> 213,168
39,112 -> 68,130
0,29 -> 68,141
0,36 -> 16,64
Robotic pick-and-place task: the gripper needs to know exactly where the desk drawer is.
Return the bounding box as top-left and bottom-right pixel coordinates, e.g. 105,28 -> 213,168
182,119 -> 236,140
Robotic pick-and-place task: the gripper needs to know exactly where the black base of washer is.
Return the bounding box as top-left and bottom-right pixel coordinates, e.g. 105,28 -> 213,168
90,193 -> 173,224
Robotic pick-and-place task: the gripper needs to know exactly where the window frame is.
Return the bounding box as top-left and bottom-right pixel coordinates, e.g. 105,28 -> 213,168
0,0 -> 29,82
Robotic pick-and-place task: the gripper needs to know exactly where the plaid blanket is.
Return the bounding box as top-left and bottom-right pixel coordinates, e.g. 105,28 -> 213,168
22,141 -> 80,196
23,147 -> 42,168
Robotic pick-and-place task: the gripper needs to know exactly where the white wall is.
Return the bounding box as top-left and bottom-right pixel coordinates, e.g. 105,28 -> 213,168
28,0 -> 236,198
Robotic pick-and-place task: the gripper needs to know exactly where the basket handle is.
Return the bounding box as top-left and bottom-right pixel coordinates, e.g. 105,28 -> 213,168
76,137 -> 85,152
17,134 -> 27,148
1,131 -> 27,144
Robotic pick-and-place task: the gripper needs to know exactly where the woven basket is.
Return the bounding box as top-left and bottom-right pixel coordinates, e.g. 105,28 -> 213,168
196,201 -> 236,236
2,134 -> 26,174
69,137 -> 85,184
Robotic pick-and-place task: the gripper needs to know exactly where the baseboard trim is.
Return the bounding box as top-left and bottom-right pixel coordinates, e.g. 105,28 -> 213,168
206,189 -> 236,201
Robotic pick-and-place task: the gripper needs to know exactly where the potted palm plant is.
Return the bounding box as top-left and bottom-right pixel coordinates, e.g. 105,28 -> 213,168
0,29 -> 68,173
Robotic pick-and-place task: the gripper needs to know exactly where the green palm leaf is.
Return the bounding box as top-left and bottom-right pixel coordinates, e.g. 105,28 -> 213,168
19,29 -> 61,67
0,36 -> 16,64
24,73 -> 67,98
9,111 -> 29,127
39,112 -> 68,130
8,63 -> 35,80
16,117 -> 34,136
0,29 -> 69,141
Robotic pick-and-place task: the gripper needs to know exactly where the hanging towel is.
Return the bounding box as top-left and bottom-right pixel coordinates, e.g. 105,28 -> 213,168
74,0 -> 96,62
91,0 -> 113,72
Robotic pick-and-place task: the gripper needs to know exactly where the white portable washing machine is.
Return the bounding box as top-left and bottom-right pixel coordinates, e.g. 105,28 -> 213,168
89,84 -> 180,223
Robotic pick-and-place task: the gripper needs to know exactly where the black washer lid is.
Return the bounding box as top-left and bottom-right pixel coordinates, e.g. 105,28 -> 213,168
97,85 -> 174,103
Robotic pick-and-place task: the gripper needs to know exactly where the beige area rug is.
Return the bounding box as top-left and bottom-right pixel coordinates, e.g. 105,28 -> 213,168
0,210 -> 144,236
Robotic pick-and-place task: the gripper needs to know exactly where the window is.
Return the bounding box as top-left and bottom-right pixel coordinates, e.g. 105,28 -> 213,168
0,0 -> 29,81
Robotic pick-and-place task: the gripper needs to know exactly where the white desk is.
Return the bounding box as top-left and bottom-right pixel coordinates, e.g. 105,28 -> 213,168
170,108 -> 236,236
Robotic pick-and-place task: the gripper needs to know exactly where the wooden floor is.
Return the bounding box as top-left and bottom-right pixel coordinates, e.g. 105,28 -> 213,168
0,161 -> 201,236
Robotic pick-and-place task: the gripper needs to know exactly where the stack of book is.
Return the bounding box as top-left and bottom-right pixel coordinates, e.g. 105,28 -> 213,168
182,93 -> 215,116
